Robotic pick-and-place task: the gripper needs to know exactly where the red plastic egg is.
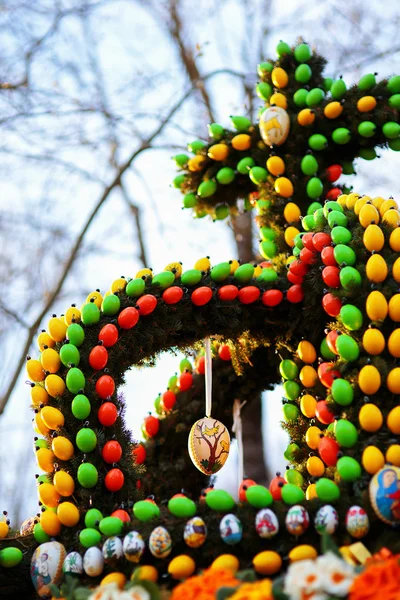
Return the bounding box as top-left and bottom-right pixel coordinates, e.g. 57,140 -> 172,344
315,400 -> 335,425
326,165 -> 342,183
179,371 -> 193,391
133,444 -> 146,465
302,233 -> 314,251
162,390 -> 176,410
322,293 -> 342,317
322,266 -> 340,288
262,290 -> 283,307
318,362 -> 340,388
105,468 -> 124,492
144,415 -> 160,437
269,473 -> 286,501
239,479 -> 257,502
162,286 -> 183,305
111,509 -> 131,522
191,286 -> 213,306
321,246 -> 337,266
102,440 -> 122,464
326,331 -> 340,354
218,285 -> 239,301
98,324 -> 118,347
238,286 -> 261,304
118,307 -> 139,329
313,232 -> 332,252
136,294 -> 157,316
287,271 -> 304,285
196,356 -> 205,375
318,437 -> 339,466
299,248 -> 317,265
89,345 -> 109,370
326,187 -> 341,200
98,401 -> 118,426
218,345 -> 231,361
287,284 -> 304,303
289,259 -> 308,277
96,375 -> 115,399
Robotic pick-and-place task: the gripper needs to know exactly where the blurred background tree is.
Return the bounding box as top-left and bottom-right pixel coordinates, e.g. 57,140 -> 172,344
1,0 -> 400,523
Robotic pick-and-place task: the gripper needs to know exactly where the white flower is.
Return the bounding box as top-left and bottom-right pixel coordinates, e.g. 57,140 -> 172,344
283,559 -> 325,600
125,585 -> 151,600
317,552 -> 356,597
88,584 -> 150,600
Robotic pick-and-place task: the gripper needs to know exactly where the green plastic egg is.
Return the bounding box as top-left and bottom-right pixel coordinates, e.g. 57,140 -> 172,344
308,203 -> 323,216
36,474 -> 51,484
245,485 -> 273,508
316,478 -> 340,502
85,508 -> 103,529
214,204 -> 230,220
81,302 -> 100,325
276,40 -> 291,56
66,367 -> 85,394
76,428 -> 97,453
293,89 -> 308,107
358,73 -> 376,90
183,193 -> 197,209
72,394 -> 91,419
293,247 -> 301,257
259,240 -> 277,259
231,116 -> 252,132
234,263 -> 255,283
260,227 -> 277,241
294,233 -> 305,249
320,337 -> 336,360
0,547 -> 23,568
284,443 -> 300,461
331,226 -> 352,245
328,210 -> 348,228
337,456 -> 361,481
340,304 -> 363,331
281,483 -> 305,505
339,266 -> 361,290
306,88 -> 324,107
336,334 -> 360,361
335,419 -> 358,448
173,154 -> 188,167
389,139 -> 400,151
216,168 -> 235,185
383,122 -> 400,139
102,294 -> 121,316
256,82 -> 273,101
126,278 -> 146,297
283,403 -> 300,421
308,134 -> 328,151
294,43 -> 311,63
79,528 -> 102,548
283,381 -> 301,401
313,208 -> 326,226
306,177 -> 323,199
358,121 -> 376,138
302,215 -> 316,231
179,359 -> 192,373
181,269 -> 202,286
295,64 -> 312,83
237,157 -> 255,174
33,523 -> 50,543
67,323 -> 85,347
256,199 -> 271,212
35,439 -> 48,450
301,154 -> 318,175
257,62 -> 273,77
188,140 -> 206,154
205,489 -> 235,512
323,77 -> 333,92
249,166 -> 268,185
154,395 -> 163,414
133,500 -> 160,522
60,344 -> 80,368
331,79 -> 347,100
279,359 -> 299,380
168,496 -> 196,518
342,161 -> 355,174
334,245 -> 356,266
211,262 -> 231,282
208,123 -> 224,140
286,469 -> 305,487
331,379 -> 354,406
359,148 -> 377,160
388,76 -> 400,94
389,94 -> 400,110
332,128 -> 351,145
198,180 -> 217,198
152,271 -> 175,289
323,201 -> 343,216
77,463 -> 98,488
99,516 -> 124,536
257,268 -> 277,283
172,174 -> 186,188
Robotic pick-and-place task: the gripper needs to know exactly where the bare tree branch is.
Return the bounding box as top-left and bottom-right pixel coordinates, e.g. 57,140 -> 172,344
119,182 -> 148,266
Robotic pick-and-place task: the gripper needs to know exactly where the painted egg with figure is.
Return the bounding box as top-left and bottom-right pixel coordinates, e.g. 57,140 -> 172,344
31,541 -> 66,598
20,516 -> 38,536
314,505 -> 339,535
220,513 -> 243,545
149,526 -> 172,559
255,508 -> 279,539
83,546 -> 104,577
102,536 -> 123,563
369,465 -> 400,526
63,551 -> 83,575
123,531 -> 145,563
184,516 -> 207,548
259,106 -> 290,146
188,417 -> 230,475
285,505 -> 310,536
346,506 -> 370,538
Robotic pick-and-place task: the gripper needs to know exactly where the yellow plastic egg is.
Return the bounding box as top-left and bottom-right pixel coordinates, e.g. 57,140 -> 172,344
41,406 -> 65,430
229,259 -> 240,274
38,483 -> 61,508
135,268 -> 153,280
372,196 -> 385,211
275,177 -> 294,198
392,258 -> 400,284
168,555 -> 196,580
389,295 -> 400,322
306,426 -> 322,449
337,194 -> 348,207
387,367 -> 400,393
354,197 -> 369,215
299,366 -> 317,388
357,96 -> 377,112
380,199 -> 398,216
57,502 -> 80,527
52,436 -> 74,461
53,471 -> 75,497
289,545 -> 318,563
0,522 -> 9,539
366,254 -> 388,283
36,448 -> 55,473
188,155 -> 206,172
45,374 -> 66,398
362,329 -> 385,356
253,550 -> 282,575
111,277 -> 127,293
86,291 -> 103,308
359,204 -> 380,227
346,193 -> 361,209
366,291 -> 388,321
358,365 -> 381,394
300,394 -> 317,418
40,348 -> 61,374
194,257 -> 211,272
231,134 -> 251,151
387,407 -> 400,434
26,359 -> 45,382
390,228 -> 400,251
324,101 -> 343,119
101,573 -> 127,589
297,341 -> 317,364
34,412 -> 50,436
269,92 -> 287,108
211,554 -> 239,573
383,209 -> 400,227
306,483 -> 318,500
283,202 -> 301,223
297,108 -> 315,126
284,226 -> 300,247
37,332 -> 55,352
48,317 -> 67,342
64,306 -> 81,325
165,262 -> 183,278
307,456 -> 325,477
386,444 -> 400,466
40,511 -> 61,536
286,255 -> 296,266
253,265 -> 262,278
388,329 -> 400,357
208,144 -> 229,161
31,385 -> 49,406
267,155 -> 285,176
132,565 -> 158,582
362,446 -> 385,474
363,224 -> 384,252
271,67 -> 288,88
358,404 -> 383,432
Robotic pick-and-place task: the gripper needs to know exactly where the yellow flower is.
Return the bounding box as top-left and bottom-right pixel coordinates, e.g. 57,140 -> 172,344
229,579 -> 273,600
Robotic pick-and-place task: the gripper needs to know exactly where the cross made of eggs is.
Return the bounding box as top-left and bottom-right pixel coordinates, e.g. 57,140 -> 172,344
172,39 -> 400,261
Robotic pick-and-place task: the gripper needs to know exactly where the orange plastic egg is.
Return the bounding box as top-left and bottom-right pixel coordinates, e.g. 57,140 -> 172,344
357,96 -> 377,112
387,367 -> 400,393
358,365 -> 381,394
283,202 -> 301,223
362,329 -> 385,355
231,134 -> 251,151
36,448 -> 55,473
284,226 -> 300,247
53,471 -> 75,496
208,144 -> 229,161
48,317 -> 67,342
306,456 -> 325,477
267,155 -> 285,176
31,385 -> 49,406
297,109 -> 315,126
297,341 -> 317,364
300,394 -> 317,418
299,366 -> 317,388
324,102 -> 343,119
389,295 -> 400,321
366,291 -> 388,321
388,329 -> 400,357
40,348 -> 61,374
362,446 -> 385,474
269,93 -> 287,109
271,67 -> 289,88
52,436 -> 74,461
64,306 -> 81,326
37,332 -> 55,351
40,511 -> 61,536
306,426 -> 322,449
390,228 -> 400,251
26,359 -> 45,382
275,177 -> 294,198
359,404 -> 383,432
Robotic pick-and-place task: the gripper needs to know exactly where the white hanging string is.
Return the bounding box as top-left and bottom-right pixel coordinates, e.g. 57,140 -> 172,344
232,399 -> 247,489
205,337 -> 212,417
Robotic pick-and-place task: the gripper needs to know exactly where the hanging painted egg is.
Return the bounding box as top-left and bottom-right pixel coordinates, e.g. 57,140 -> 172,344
31,542 -> 66,598
123,531 -> 145,563
219,513 -> 243,545
63,552 -> 83,575
259,106 -> 290,146
346,506 -> 370,538
369,465 -> 400,526
20,516 -> 38,536
102,536 -> 124,563
188,417 -> 230,475
184,516 -> 207,548
255,508 -> 279,539
314,505 -> 339,535
149,526 -> 172,559
83,547 -> 104,577
285,505 -> 310,536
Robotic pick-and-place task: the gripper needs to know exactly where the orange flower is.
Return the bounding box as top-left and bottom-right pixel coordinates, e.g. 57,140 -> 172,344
349,555 -> 400,600
170,568 -> 239,600
228,579 -> 273,600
